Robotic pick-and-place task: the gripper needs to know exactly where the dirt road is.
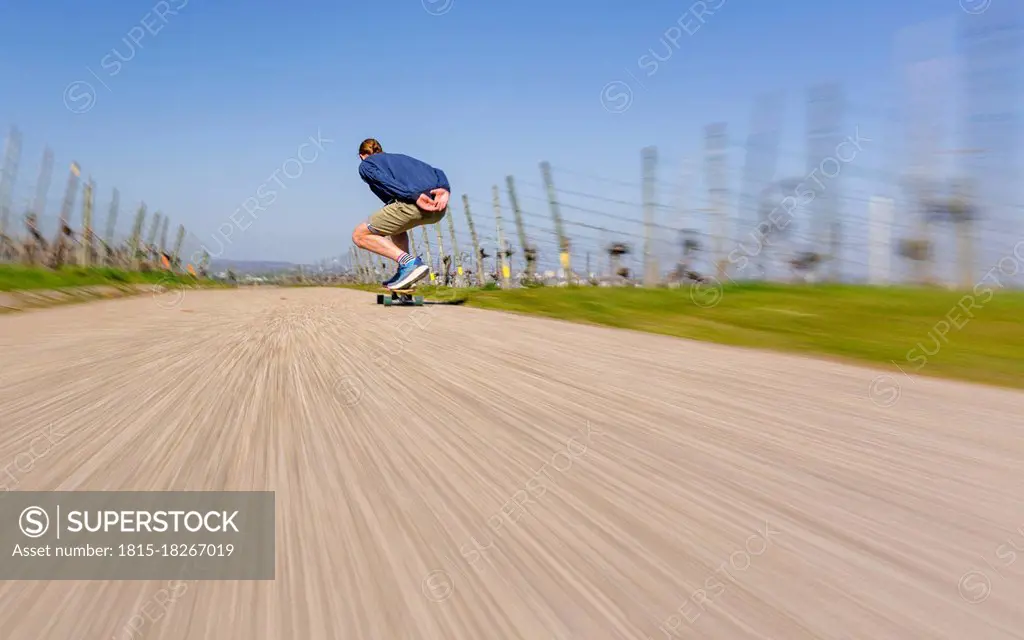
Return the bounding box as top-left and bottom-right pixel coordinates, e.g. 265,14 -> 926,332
0,287 -> 1021,639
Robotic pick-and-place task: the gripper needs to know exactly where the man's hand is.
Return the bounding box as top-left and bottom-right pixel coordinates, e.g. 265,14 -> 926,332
429,188 -> 450,211
416,193 -> 439,211
416,189 -> 450,212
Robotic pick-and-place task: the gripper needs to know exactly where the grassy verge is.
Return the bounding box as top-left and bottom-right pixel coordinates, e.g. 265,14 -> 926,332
340,282 -> 1024,389
0,265 -> 212,291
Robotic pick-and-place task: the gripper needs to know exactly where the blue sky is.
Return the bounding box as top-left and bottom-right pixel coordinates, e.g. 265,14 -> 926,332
0,0 -> 1017,275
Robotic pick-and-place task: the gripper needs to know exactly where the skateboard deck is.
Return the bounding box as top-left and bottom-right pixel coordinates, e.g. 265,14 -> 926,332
377,288 -> 424,306
374,287 -> 468,307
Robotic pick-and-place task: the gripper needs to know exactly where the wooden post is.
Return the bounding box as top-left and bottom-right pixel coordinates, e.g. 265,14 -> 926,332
898,20 -> 956,286
540,162 -> 570,282
365,251 -> 375,284
20,147 -> 53,266
129,203 -> 146,269
31,146 -> 53,221
351,248 -> 363,282
641,146 -> 658,286
675,158 -> 693,278
493,185 -> 511,288
408,227 -> 418,258
146,212 -> 161,248
0,126 -> 22,243
448,203 -> 464,286
506,175 -> 534,281
447,203 -> 463,287
420,225 -> 435,284
173,224 -> 185,268
434,219 -> 448,285
104,188 -> 120,265
145,211 -> 161,265
462,194 -> 485,286
57,162 -> 80,236
159,216 -> 170,257
959,11 -> 1015,288
739,92 -> 784,281
80,179 -> 94,266
362,246 -> 374,282
25,145 -> 51,262
867,196 -> 894,284
352,248 -> 362,282
703,124 -> 729,280
22,212 -> 42,266
806,83 -> 844,281
51,161 -> 81,268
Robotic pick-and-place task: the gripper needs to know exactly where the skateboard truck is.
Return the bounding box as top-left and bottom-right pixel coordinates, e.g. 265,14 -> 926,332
376,288 -> 424,306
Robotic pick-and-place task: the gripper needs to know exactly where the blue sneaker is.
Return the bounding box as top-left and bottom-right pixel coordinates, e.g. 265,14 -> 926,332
388,257 -> 429,290
382,269 -> 400,287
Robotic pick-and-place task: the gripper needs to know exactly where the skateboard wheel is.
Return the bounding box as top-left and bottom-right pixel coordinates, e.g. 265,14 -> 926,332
376,294 -> 384,304
383,297 -> 393,306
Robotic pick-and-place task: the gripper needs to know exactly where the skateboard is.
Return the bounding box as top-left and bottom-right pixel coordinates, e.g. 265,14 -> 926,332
377,288 -> 424,306
375,286 -> 468,307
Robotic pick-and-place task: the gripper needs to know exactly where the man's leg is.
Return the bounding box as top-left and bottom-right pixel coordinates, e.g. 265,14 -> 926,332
352,222 -> 406,285
391,231 -> 410,254
352,222 -> 404,261
352,203 -> 432,288
382,231 -> 409,285
352,203 -> 419,261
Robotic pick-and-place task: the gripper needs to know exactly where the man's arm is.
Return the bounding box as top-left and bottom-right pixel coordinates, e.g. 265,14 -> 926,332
433,167 -> 451,193
420,167 -> 451,211
358,161 -> 422,203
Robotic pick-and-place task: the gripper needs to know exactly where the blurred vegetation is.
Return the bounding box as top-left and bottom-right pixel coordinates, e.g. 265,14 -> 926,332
339,282 -> 1024,389
0,265 -> 211,291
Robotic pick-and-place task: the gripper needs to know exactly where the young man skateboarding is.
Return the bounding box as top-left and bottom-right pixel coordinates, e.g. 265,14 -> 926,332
351,138 -> 451,290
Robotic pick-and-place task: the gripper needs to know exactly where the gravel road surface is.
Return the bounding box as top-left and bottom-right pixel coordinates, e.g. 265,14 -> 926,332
0,287 -> 1021,639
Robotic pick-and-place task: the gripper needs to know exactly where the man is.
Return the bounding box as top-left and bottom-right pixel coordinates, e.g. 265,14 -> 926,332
351,138 -> 451,290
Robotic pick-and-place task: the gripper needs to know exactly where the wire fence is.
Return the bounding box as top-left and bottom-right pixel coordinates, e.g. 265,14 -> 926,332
4,9 -> 1019,293
0,125 -> 210,277
326,8 -> 1023,291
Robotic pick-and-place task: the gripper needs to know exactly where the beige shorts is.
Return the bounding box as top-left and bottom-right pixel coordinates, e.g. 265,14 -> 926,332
367,202 -> 447,236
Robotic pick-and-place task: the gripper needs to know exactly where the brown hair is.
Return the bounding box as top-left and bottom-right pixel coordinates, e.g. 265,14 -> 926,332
358,138 -> 383,156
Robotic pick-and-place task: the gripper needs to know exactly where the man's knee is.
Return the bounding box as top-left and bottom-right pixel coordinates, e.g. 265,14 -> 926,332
352,223 -> 370,245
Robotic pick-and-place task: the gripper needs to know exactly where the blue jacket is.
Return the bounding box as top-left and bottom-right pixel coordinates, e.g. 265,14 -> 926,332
359,152 -> 451,205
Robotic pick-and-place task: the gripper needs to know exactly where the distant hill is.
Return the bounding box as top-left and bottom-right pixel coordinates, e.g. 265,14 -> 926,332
208,259 -> 297,274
